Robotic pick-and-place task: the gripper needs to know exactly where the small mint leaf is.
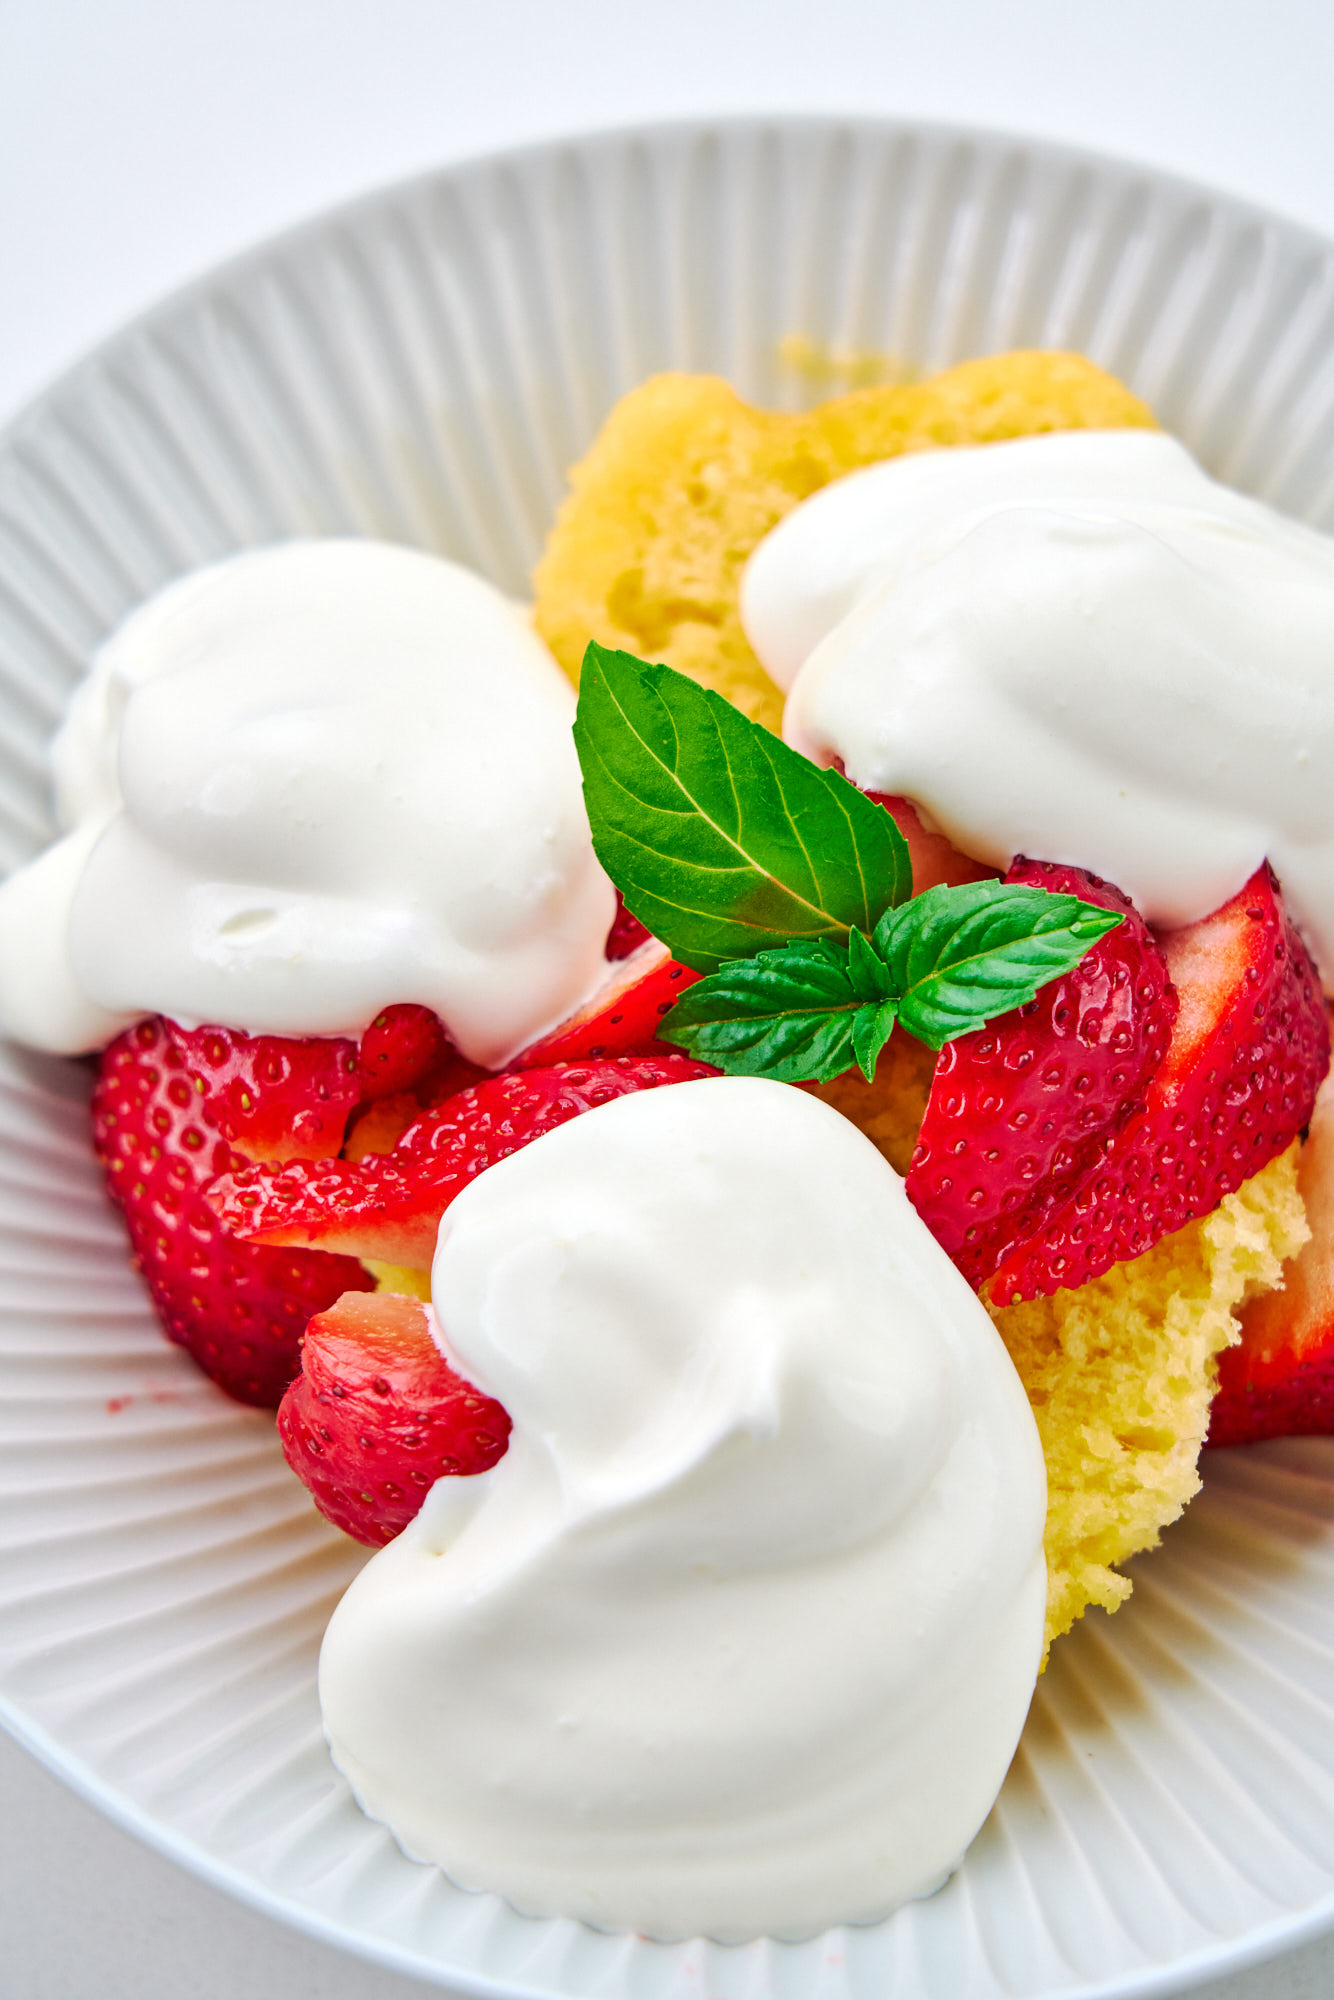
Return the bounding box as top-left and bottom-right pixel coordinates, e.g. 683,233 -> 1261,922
850,998 -> 899,1082
846,925 -> 898,1002
573,644 -> 912,974
872,881 -> 1124,1048
659,942 -> 864,1082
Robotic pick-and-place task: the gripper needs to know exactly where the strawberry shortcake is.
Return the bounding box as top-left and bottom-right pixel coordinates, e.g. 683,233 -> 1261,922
0,347 -> 1330,1941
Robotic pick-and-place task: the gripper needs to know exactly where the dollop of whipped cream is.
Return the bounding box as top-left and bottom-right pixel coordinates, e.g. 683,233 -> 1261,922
741,428 -> 1334,987
319,1077 -> 1047,1944
0,541 -> 615,1062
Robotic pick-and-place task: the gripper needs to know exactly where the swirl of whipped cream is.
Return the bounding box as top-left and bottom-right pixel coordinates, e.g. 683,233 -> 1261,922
741,428 -> 1334,988
319,1077 -> 1047,1943
0,541 -> 615,1062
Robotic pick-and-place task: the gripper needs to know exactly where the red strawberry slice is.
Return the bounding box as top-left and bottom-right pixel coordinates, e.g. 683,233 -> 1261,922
906,859 -> 1177,1290
862,791 -> 998,894
1209,1057 -> 1334,1445
512,938 -> 701,1068
356,1004 -> 453,1099
605,890 -> 653,959
93,1017 -> 374,1407
277,1288 -> 510,1546
989,865 -> 1329,1305
169,1020 -> 360,1164
345,1008 -> 490,1160
211,1054 -> 715,1269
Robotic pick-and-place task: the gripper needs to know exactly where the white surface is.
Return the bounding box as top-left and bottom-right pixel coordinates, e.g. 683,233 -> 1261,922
4,10 -> 1334,1999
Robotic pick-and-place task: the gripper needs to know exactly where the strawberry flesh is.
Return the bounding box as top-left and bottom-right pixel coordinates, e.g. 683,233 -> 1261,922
907,859 -> 1177,1289
513,938 -> 700,1068
989,865 -> 1329,1304
1209,1057 -> 1334,1445
92,1017 -> 374,1407
277,1289 -> 510,1545
211,1054 -> 716,1269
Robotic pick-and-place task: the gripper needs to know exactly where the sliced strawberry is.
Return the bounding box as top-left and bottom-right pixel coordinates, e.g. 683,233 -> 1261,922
989,865 -> 1330,1304
512,938 -> 701,1067
277,1289 -> 510,1545
211,1054 -> 715,1269
169,1020 -> 360,1164
605,890 -> 653,959
906,859 -> 1177,1289
862,791 -> 998,894
356,1004 -> 452,1099
1209,1058 -> 1334,1445
93,1017 -> 374,1407
343,1091 -> 430,1162
342,1006 -> 492,1157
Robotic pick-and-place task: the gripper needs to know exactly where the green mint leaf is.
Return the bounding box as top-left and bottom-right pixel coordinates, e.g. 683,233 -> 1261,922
846,925 -> 898,1002
850,997 -> 899,1082
661,883 -> 1119,1082
659,942 -> 868,1082
573,643 -> 912,974
871,881 -> 1124,1048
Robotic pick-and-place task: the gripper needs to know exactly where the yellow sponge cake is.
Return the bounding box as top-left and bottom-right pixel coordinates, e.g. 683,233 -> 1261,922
534,351 -> 1155,731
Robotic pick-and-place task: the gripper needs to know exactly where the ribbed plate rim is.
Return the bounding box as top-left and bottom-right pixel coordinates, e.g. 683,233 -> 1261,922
6,108 -> 1334,455
6,1680 -> 1334,2000
3,109 -> 1334,2000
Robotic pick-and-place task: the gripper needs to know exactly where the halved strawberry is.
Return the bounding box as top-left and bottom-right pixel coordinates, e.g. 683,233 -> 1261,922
93,1017 -> 374,1407
989,865 -> 1329,1304
1209,1058 -> 1334,1445
168,1020 -> 360,1165
512,938 -> 700,1067
277,1289 -> 510,1545
210,1054 -> 715,1269
906,859 -> 1177,1289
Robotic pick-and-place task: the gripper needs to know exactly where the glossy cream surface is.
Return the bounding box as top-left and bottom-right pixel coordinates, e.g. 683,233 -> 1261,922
0,540 -> 615,1061
319,1078 -> 1047,1943
742,429 -> 1334,987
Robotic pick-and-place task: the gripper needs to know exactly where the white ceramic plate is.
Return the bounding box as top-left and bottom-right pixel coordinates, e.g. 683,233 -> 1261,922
2,115 -> 1334,2000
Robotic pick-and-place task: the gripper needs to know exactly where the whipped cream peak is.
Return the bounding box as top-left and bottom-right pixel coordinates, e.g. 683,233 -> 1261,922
0,540 -> 616,1061
319,1077 -> 1047,1944
741,428 -> 1334,987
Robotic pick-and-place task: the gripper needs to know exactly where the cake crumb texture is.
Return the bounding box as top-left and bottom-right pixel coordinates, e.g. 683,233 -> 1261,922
807,1030 -> 938,1176
533,350 -> 1155,730
991,1145 -> 1309,1655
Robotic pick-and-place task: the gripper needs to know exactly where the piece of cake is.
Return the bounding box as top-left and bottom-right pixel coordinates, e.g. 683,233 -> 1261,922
533,351 -> 1154,730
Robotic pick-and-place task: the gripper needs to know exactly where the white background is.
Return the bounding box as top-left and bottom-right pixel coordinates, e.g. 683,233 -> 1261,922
3,3 -> 1334,1995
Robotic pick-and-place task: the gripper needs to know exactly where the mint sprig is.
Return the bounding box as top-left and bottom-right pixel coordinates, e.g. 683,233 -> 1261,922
573,642 -> 911,973
648,939 -> 895,1084
664,889 -> 1122,1078
873,881 -> 1125,1044
574,646 -> 1123,1083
